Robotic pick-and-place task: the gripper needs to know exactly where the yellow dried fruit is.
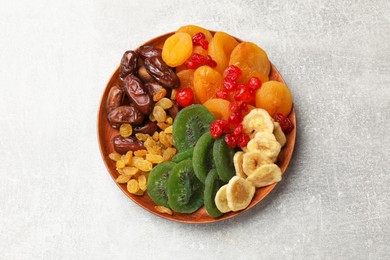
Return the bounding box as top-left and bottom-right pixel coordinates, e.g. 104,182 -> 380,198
119,123 -> 133,137
122,166 -> 139,176
163,147 -> 177,161
159,131 -> 171,148
108,152 -> 121,161
121,151 -> 133,165
116,159 -> 126,169
116,174 -> 131,183
157,122 -> 170,130
116,168 -> 125,175
133,157 -> 153,172
170,89 -> 177,100
154,205 -> 173,215
149,113 -> 156,122
134,149 -> 147,157
146,154 -> 164,164
127,179 -> 140,194
153,88 -> 167,102
165,117 -> 173,125
135,133 -> 150,141
138,175 -> 147,191
134,190 -> 145,196
164,125 -> 173,134
153,105 -> 167,123
155,98 -> 173,109
144,137 -> 162,155
152,131 -> 159,141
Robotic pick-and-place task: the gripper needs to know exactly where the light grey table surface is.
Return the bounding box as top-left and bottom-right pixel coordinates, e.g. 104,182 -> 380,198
0,0 -> 389,259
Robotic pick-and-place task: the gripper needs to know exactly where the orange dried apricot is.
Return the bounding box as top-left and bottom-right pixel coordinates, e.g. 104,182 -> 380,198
176,69 -> 200,103
176,25 -> 213,42
203,98 -> 231,120
162,32 -> 193,67
229,42 -> 270,77
193,66 -> 224,103
255,81 -> 292,117
208,32 -> 239,74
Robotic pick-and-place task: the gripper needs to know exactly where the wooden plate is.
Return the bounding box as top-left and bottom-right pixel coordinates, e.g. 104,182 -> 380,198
97,31 -> 296,224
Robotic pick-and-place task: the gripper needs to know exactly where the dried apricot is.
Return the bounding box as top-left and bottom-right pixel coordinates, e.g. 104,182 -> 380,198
176,69 -> 200,103
176,25 -> 213,42
208,32 -> 239,74
203,98 -> 231,120
162,32 -> 193,67
255,81 -> 292,117
229,42 -> 270,77
193,66 -> 224,103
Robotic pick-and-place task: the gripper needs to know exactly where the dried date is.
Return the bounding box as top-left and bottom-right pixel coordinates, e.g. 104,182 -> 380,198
133,121 -> 159,135
144,56 -> 179,89
107,105 -> 144,128
113,135 -> 145,154
106,85 -> 123,115
136,46 -> 162,59
119,50 -> 138,80
122,75 -> 153,115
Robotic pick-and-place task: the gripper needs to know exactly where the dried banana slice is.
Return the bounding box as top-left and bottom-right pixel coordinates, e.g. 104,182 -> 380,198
242,108 -> 274,138
226,176 -> 255,211
214,184 -> 231,213
246,164 -> 282,188
242,150 -> 273,176
246,136 -> 281,162
233,151 -> 247,179
273,122 -> 286,147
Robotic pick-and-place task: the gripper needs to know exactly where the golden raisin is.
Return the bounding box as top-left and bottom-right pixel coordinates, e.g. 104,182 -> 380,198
138,175 -> 147,191
134,149 -> 147,157
116,159 -> 126,169
122,166 -> 139,176
155,98 -> 173,109
135,133 -> 150,141
153,105 -> 167,123
154,205 -> 173,215
146,154 -> 164,164
119,123 -> 133,138
127,179 -> 140,194
116,174 -> 131,184
153,89 -> 167,102
108,152 -> 121,162
163,147 -> 177,161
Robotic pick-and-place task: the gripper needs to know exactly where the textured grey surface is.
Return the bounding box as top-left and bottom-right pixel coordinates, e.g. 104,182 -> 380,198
0,0 -> 389,259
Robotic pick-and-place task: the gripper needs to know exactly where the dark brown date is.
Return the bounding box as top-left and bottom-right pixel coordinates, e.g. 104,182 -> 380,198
138,66 -> 156,84
145,82 -> 164,96
136,46 -> 162,59
119,50 -> 138,80
113,135 -> 145,154
122,75 -> 152,115
167,101 -> 179,119
133,121 -> 159,135
144,56 -> 179,89
107,105 -> 144,128
106,85 -> 123,115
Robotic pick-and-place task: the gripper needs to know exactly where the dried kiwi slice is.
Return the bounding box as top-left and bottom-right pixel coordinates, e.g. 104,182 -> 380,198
192,132 -> 215,183
171,148 -> 194,163
172,104 -> 215,152
167,159 -> 204,213
204,169 -> 224,218
213,136 -> 235,182
147,161 -> 176,208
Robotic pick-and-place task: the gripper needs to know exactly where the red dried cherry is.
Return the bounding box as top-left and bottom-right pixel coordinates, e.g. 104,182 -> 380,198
210,121 -> 223,138
233,124 -> 243,136
225,65 -> 242,80
205,55 -> 217,67
216,90 -> 228,99
224,133 -> 237,148
234,84 -> 250,102
228,111 -> 243,126
224,77 -> 237,92
236,133 -> 250,148
274,113 -> 294,134
192,32 -> 209,50
248,77 -> 262,91
176,88 -> 194,108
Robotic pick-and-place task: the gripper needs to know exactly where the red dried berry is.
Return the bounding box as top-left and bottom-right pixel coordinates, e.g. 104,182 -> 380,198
176,88 -> 194,108
216,90 -> 228,99
224,77 -> 237,92
184,60 -> 197,69
205,55 -> 217,67
210,121 -> 223,138
224,133 -> 237,148
236,133 -> 250,148
233,124 -> 243,136
199,39 -> 209,50
240,102 -> 248,112
215,119 -> 230,133
191,53 -> 206,64
234,84 -> 250,102
225,65 -> 242,80
229,101 -> 243,113
228,111 -> 243,126
192,32 -> 205,43
274,113 -> 294,134
248,77 -> 262,91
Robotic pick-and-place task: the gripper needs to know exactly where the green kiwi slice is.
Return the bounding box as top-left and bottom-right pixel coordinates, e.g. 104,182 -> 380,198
167,159 -> 204,213
192,132 -> 215,183
171,148 -> 194,163
172,104 -> 215,152
147,161 -> 176,208
204,169 -> 224,218
213,136 -> 235,182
